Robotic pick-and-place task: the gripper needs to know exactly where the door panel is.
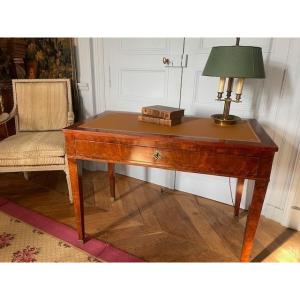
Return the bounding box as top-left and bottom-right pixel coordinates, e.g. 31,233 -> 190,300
103,38 -> 184,188
176,38 -> 272,207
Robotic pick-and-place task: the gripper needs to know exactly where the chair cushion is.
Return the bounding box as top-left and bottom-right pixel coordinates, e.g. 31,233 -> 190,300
0,131 -> 65,166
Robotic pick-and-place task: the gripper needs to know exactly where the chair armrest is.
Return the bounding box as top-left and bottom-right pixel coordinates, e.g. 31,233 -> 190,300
0,109 -> 16,126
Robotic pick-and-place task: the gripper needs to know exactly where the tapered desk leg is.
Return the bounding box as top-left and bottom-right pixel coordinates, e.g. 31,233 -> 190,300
234,178 -> 245,217
240,179 -> 269,262
108,162 -> 115,200
68,158 -> 85,242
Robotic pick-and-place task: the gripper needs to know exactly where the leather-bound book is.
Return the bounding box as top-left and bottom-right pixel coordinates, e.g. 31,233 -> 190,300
138,115 -> 181,126
142,105 -> 184,120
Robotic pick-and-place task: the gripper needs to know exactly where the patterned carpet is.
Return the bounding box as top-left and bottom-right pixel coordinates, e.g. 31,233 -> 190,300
0,211 -> 100,262
0,197 -> 142,263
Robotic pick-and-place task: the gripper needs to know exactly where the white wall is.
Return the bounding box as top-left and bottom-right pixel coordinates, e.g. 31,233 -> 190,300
257,39 -> 300,229
75,38 -> 105,119
75,37 -> 300,230
75,38 -> 106,171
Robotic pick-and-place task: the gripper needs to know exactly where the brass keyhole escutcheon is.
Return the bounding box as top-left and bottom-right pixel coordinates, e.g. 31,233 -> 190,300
153,150 -> 161,160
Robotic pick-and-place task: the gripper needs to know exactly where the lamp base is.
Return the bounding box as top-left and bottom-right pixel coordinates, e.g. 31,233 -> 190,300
211,114 -> 241,126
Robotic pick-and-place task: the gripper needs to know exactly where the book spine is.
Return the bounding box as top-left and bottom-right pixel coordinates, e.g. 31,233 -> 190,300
138,115 -> 181,126
142,108 -> 184,120
169,110 -> 184,119
142,108 -> 171,119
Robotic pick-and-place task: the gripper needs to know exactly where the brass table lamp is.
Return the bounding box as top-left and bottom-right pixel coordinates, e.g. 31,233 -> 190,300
202,38 -> 265,125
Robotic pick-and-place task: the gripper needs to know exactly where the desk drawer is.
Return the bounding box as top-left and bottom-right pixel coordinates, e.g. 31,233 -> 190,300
75,140 -> 259,177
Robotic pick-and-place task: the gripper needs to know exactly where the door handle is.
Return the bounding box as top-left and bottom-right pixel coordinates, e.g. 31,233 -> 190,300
162,55 -> 188,68
162,57 -> 171,65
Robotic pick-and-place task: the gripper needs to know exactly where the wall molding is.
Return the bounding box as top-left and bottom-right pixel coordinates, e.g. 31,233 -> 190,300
91,38 -> 106,114
76,38 -> 106,172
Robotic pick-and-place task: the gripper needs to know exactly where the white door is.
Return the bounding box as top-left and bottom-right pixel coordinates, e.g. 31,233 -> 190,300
176,38 -> 272,208
103,38 -> 184,188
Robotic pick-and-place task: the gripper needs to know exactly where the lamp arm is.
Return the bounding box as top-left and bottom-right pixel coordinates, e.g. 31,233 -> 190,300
226,77 -> 234,99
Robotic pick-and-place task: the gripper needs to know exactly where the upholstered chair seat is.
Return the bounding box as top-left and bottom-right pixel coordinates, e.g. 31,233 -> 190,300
0,79 -> 74,203
0,131 -> 65,166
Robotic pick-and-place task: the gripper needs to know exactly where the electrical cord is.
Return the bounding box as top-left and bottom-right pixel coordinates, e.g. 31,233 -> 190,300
228,177 -> 235,206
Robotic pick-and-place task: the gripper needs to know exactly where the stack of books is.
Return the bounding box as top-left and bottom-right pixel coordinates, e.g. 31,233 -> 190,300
138,105 -> 184,126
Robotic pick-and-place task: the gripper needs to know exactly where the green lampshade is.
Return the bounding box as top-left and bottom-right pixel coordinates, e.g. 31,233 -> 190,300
202,46 -> 265,78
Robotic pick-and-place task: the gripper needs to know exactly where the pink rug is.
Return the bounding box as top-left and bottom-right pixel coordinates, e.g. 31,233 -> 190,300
0,197 -> 142,262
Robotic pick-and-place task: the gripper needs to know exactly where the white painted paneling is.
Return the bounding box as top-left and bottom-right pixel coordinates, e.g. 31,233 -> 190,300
284,150 -> 300,230
193,38 -> 272,54
103,38 -> 183,112
76,38 -> 106,118
76,38 -> 107,171
258,39 -> 300,228
91,38 -> 106,115
75,38 -> 95,119
120,38 -> 171,52
119,69 -> 166,99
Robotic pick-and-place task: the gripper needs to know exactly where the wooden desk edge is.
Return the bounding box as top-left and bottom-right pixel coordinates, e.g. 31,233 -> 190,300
63,118 -> 278,153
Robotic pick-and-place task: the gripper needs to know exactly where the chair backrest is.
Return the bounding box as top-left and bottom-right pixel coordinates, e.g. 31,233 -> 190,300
12,79 -> 73,131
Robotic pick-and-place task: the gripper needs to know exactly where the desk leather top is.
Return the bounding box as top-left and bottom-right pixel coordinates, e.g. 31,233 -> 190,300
79,111 -> 260,143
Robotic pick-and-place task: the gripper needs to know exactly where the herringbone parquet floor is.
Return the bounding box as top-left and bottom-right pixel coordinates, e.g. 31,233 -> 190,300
1,170 -> 299,262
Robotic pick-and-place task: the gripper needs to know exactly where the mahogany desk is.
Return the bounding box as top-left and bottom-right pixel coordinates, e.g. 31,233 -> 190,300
63,111 -> 278,262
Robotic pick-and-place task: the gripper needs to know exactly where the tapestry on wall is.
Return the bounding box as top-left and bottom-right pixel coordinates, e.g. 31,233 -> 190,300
0,38 -> 80,120
0,38 -> 77,79
24,38 -> 76,80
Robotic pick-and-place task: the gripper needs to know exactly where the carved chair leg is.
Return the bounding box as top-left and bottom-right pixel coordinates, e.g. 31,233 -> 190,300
65,169 -> 73,204
240,179 -> 269,262
68,158 -> 85,242
234,178 -> 245,217
108,162 -> 115,200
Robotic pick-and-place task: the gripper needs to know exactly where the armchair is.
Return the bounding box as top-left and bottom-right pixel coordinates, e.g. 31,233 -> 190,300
0,79 -> 74,203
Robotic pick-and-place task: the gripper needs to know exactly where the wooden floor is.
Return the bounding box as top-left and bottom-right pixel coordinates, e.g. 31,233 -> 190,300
1,170 -> 300,262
